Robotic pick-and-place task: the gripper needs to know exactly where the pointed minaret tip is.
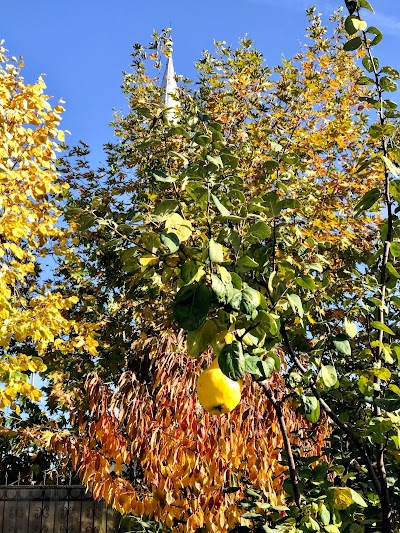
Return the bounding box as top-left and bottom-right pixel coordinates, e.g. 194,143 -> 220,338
161,50 -> 180,123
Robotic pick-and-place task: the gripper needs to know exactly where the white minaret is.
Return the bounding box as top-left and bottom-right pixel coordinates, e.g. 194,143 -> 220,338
161,52 -> 180,123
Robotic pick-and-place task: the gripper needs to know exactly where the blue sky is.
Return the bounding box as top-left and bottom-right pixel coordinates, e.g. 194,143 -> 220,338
2,0 -> 399,166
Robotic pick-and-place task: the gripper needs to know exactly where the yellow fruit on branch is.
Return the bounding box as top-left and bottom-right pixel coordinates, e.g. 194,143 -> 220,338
197,358 -> 242,415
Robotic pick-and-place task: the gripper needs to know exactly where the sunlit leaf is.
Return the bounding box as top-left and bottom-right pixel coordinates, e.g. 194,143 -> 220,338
172,284 -> 212,331
218,340 -> 245,380
187,320 -> 218,358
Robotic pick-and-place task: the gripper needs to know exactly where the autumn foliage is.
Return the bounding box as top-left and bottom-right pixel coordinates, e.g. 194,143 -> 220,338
0,45 -> 98,410
45,9 -> 393,531
51,331 -> 328,531
4,2 -> 400,532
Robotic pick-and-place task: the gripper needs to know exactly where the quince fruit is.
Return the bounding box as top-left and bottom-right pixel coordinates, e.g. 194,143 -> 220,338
197,358 -> 242,415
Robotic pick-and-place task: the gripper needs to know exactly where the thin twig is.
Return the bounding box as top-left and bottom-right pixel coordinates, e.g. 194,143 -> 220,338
259,380 -> 302,510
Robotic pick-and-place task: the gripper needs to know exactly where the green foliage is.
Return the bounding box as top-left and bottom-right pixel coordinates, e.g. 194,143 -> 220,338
48,2 -> 400,531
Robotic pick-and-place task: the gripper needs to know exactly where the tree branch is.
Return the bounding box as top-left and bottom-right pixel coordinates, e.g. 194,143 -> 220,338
259,380 -> 302,510
280,324 -> 382,496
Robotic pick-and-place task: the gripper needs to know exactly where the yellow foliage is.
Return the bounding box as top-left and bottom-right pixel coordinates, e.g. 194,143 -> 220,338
0,45 -> 98,406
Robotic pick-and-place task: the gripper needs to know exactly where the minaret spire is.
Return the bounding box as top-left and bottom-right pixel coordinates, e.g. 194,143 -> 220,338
161,32 -> 180,123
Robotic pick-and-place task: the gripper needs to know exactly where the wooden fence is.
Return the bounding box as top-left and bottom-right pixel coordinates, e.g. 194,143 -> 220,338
0,484 -> 130,533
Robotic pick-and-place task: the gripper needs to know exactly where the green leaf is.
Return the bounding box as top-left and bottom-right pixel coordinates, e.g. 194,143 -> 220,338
172,284 -> 212,331
375,394 -> 400,412
345,0 -> 357,15
381,76 -> 398,92
160,232 -> 180,253
383,124 -> 396,137
237,255 -> 259,269
381,155 -> 399,177
287,294 -> 304,319
244,355 -> 263,376
211,273 -> 233,304
241,512 -> 263,519
218,340 -> 245,380
168,126 -> 190,138
120,247 -> 136,263
358,375 -> 374,397
241,287 -> 261,315
318,504 -> 330,526
231,272 -> 243,290
344,0 -> 357,15
152,200 -> 179,221
168,151 -> 189,165
256,357 -> 276,380
321,365 -> 338,389
248,221 -> 271,240
354,187 -> 381,214
268,352 -> 281,371
152,170 -> 176,183
381,66 -> 400,79
228,288 -> 242,311
306,403 -> 320,423
301,395 -> 320,421
280,198 -> 301,210
357,75 -> 375,85
135,106 -> 152,118
187,320 -> 218,358
371,367 -> 391,380
65,207 -> 83,219
192,132 -> 212,146
281,152 -> 299,165
264,160 -> 279,171
136,138 -> 162,150
350,489 -> 368,508
355,157 -> 375,173
206,154 -> 223,168
295,275 -> 316,291
308,263 -> 323,273
362,56 -> 379,72
343,36 -> 362,51
390,242 -> 400,258
367,26 -> 383,46
209,239 -> 224,263
345,16 -> 367,35
332,334 -> 351,356
217,265 -> 232,285
211,193 -> 231,216
358,0 -> 374,12
370,321 -> 395,335
263,191 -> 282,217
220,151 -> 239,168
181,260 -> 200,284
391,296 -> 400,310
78,214 -> 96,231
258,311 -> 280,337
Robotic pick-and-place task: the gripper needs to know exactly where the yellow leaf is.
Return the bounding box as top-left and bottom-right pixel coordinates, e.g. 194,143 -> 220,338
329,487 -> 353,510
165,213 -> 193,242
352,18 -> 367,31
139,255 -> 159,267
344,317 -> 358,338
9,243 -> 24,260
